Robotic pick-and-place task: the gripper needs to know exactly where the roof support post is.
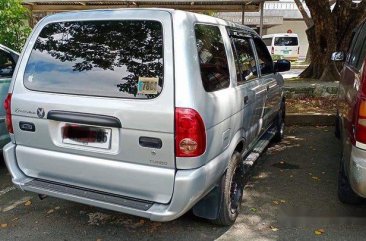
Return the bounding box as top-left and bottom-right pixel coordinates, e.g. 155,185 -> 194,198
259,1 -> 264,36
241,4 -> 245,25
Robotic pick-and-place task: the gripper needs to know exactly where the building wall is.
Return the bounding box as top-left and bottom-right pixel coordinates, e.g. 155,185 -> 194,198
266,20 -> 309,60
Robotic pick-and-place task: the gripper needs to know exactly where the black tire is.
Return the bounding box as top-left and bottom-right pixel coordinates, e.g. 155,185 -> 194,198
212,152 -> 245,226
338,161 -> 363,204
273,101 -> 285,143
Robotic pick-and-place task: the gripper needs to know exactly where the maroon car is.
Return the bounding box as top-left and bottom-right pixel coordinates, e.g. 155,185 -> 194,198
334,19 -> 366,204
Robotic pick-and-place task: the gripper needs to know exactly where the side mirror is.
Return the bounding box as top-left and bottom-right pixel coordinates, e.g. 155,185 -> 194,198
274,59 -> 291,73
331,51 -> 345,62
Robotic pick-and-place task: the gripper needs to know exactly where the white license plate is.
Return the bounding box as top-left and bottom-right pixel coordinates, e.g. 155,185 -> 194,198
62,124 -> 112,149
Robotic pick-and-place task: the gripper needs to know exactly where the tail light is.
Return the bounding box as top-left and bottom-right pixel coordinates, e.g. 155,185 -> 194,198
271,46 -> 274,55
175,108 -> 206,157
3,93 -> 13,134
355,61 -> 366,144
356,100 -> 366,143
298,47 -> 300,55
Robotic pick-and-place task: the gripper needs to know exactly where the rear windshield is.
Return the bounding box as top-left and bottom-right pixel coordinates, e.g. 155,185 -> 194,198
24,20 -> 164,99
274,37 -> 298,46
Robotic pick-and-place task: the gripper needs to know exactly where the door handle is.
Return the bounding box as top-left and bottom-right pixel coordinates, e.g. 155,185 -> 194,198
244,96 -> 249,105
139,137 -> 162,149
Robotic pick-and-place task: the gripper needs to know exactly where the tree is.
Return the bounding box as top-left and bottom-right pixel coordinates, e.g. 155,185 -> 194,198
0,0 -> 31,52
294,0 -> 366,81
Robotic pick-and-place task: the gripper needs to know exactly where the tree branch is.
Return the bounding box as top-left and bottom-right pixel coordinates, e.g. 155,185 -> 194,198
294,0 -> 314,27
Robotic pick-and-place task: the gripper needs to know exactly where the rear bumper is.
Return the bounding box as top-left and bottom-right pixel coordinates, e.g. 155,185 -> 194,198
349,146 -> 366,198
3,142 -> 224,222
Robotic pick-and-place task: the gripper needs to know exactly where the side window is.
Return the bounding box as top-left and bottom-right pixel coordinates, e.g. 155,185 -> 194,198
0,50 -> 15,78
360,37 -> 366,69
195,24 -> 230,92
349,22 -> 366,70
253,38 -> 274,76
231,37 -> 258,84
347,22 -> 366,69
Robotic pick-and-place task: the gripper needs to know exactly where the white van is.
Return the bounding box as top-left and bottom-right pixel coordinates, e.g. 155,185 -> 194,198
262,33 -> 300,61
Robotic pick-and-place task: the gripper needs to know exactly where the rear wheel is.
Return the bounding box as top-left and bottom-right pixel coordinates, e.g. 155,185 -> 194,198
273,101 -> 285,142
338,160 -> 363,204
212,152 -> 244,226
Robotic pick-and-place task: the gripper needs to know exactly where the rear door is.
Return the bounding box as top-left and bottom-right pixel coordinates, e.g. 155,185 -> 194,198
11,11 -> 175,204
0,46 -> 16,148
229,30 -> 263,143
252,37 -> 280,132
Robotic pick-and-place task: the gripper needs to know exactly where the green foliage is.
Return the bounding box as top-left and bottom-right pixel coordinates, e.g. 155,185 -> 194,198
201,10 -> 217,17
0,0 -> 31,52
271,54 -> 284,61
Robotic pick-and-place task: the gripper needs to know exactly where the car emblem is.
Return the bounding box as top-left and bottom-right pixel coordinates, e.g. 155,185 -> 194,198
37,108 -> 45,118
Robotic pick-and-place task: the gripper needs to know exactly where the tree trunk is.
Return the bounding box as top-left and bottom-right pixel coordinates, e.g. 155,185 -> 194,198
297,0 -> 366,81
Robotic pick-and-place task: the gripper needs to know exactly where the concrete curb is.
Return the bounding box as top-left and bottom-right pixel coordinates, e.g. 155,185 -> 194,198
291,65 -> 309,70
286,113 -> 335,126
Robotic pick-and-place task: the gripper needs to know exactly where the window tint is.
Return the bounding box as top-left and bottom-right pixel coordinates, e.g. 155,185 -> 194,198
195,24 -> 230,92
347,26 -> 362,63
262,38 -> 273,47
0,50 -> 16,78
231,38 -> 257,84
360,38 -> 366,69
274,37 -> 298,46
349,22 -> 366,70
24,21 -> 164,99
253,38 -> 274,76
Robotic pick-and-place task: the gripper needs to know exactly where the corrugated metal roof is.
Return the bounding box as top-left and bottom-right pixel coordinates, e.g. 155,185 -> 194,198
23,0 -> 267,4
23,0 -> 274,13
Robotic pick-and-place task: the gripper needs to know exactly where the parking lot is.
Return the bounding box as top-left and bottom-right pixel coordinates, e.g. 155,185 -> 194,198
1,126 -> 366,241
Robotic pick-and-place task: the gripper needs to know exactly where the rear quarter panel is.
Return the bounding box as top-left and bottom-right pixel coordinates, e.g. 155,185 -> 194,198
172,11 -> 244,170
338,64 -> 361,174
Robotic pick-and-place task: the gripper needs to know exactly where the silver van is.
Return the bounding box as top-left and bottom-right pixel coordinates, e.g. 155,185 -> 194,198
3,9 -> 290,225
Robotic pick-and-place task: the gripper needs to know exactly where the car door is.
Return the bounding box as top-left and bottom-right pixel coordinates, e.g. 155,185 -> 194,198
252,37 -> 280,132
228,30 -> 263,145
0,46 -> 17,148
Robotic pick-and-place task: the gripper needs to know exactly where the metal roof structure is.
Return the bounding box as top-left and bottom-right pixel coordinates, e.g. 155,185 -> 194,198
23,0 -> 278,36
22,0 -> 272,12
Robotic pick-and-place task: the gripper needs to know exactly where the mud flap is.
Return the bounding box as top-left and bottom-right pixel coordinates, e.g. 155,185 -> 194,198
192,184 -> 222,220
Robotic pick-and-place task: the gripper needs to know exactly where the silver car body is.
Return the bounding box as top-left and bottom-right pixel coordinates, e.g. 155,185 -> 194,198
4,9 -> 284,221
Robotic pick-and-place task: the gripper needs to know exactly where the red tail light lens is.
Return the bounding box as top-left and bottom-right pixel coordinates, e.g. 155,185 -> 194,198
3,93 -> 13,134
271,46 -> 274,55
355,62 -> 366,144
175,108 -> 206,157
356,100 -> 366,143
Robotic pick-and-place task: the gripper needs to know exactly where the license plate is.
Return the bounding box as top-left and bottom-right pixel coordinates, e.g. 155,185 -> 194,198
282,50 -> 290,54
62,124 -> 111,149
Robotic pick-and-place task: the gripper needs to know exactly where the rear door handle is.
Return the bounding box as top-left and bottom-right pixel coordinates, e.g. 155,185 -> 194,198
139,137 -> 162,149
